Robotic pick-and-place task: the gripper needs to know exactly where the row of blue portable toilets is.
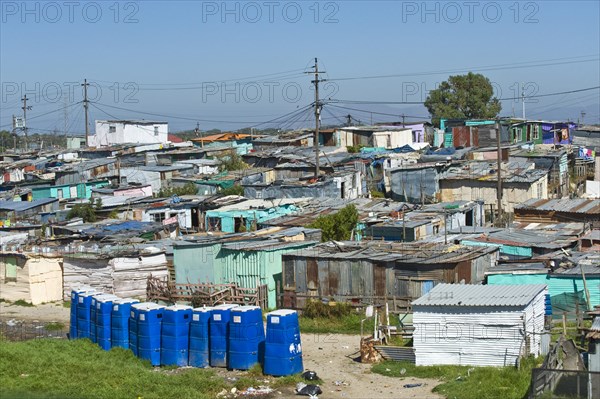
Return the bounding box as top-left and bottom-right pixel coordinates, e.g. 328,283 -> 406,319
69,288 -> 303,375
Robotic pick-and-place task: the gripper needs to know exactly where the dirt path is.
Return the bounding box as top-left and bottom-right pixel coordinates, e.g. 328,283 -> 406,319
0,301 -> 70,323
0,303 -> 443,398
301,333 -> 443,399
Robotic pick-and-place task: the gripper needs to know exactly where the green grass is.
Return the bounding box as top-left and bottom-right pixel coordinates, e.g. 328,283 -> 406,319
44,322 -> 65,331
0,339 -> 227,399
62,301 -> 71,309
372,357 -> 542,399
12,300 -> 34,307
299,311 -> 404,335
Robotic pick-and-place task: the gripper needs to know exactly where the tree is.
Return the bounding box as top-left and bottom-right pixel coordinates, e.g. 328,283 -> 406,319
424,72 -> 501,127
219,150 -> 249,172
67,198 -> 101,222
308,204 -> 359,242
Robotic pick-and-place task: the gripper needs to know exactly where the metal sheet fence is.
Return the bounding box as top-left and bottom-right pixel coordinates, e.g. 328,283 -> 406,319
529,369 -> 600,399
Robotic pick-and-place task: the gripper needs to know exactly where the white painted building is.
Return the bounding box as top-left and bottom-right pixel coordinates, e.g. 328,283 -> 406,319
412,283 -> 548,367
92,120 -> 168,147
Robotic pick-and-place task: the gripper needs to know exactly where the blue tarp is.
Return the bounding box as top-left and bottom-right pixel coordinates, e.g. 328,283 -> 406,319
392,144 -> 415,153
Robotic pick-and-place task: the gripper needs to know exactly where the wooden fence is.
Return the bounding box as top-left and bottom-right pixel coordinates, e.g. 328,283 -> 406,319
147,276 -> 268,309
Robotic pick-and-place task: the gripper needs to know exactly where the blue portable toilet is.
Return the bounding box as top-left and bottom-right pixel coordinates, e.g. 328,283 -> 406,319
161,305 -> 193,367
70,287 -> 95,339
545,294 -> 553,316
209,304 -> 239,367
134,303 -> 165,366
90,293 -> 117,344
228,306 -> 265,370
76,290 -> 98,339
189,307 -> 214,368
111,298 -> 139,349
264,309 -> 303,376
95,294 -> 120,350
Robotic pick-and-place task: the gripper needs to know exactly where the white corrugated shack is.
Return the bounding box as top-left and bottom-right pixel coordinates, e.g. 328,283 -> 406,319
412,283 -> 547,367
62,247 -> 168,300
0,253 -> 63,305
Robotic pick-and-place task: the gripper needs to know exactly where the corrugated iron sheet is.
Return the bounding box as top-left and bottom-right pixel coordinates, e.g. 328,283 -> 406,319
374,346 -> 415,363
411,283 -> 547,307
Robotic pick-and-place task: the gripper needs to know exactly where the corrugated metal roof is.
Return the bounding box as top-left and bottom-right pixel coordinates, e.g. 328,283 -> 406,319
411,283 -> 546,307
515,198 -> 600,214
0,198 -> 58,212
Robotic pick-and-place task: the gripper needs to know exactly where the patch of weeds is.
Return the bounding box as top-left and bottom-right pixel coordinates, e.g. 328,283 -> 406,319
62,301 -> 71,309
246,363 -> 263,377
12,300 -> 34,307
233,377 -> 261,390
45,322 -> 65,331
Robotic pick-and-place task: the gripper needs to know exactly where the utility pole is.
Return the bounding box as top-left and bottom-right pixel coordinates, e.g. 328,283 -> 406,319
22,95 -> 31,151
401,114 -> 406,126
195,122 -> 203,148
346,114 -> 352,127
580,111 -> 586,125
306,58 -> 325,178
82,79 -> 90,147
521,82 -> 525,120
63,93 -> 69,145
495,118 -> 503,227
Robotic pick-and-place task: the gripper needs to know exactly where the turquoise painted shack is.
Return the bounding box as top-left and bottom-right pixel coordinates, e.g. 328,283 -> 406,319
205,203 -> 299,234
173,238 -> 317,308
487,264 -> 600,314
31,181 -> 110,201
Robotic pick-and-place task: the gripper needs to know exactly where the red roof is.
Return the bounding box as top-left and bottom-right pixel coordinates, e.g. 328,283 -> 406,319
168,134 -> 184,143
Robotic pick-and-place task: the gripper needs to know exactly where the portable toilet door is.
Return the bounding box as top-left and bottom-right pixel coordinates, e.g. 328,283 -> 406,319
70,287 -> 95,339
209,304 -> 239,367
90,293 -> 117,345
111,298 -> 139,349
161,305 -> 193,367
134,303 -> 165,366
95,294 -> 120,351
129,306 -> 140,357
189,307 -> 214,368
76,290 -> 98,339
263,309 -> 303,376
228,306 -> 265,370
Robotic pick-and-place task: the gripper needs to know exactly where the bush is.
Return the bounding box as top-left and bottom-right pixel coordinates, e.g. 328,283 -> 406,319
157,182 -> 198,198
303,300 -> 352,319
219,185 -> 244,196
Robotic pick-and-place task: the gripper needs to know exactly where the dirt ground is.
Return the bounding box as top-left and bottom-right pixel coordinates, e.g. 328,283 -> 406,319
0,302 -> 443,398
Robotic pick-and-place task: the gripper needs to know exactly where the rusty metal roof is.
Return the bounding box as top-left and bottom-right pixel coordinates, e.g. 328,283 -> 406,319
515,199 -> 600,214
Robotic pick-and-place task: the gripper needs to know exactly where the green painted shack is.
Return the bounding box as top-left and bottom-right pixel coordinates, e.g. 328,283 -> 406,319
173,233 -> 318,308
31,181 -> 110,201
486,258 -> 600,314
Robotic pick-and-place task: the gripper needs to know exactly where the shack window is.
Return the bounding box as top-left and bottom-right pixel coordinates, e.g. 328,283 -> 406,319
532,125 -> 539,140
4,256 -> 18,283
109,125 -> 116,133
207,217 -> 221,232
153,213 -> 166,223
154,126 -> 159,136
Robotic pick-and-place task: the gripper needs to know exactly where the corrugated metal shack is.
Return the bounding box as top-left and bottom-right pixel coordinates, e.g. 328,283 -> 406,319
173,227 -> 320,307
412,283 -> 548,367
486,251 -> 600,311
282,241 -> 499,310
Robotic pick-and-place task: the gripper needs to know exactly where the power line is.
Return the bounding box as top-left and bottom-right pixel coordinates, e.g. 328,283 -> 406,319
327,55 -> 599,82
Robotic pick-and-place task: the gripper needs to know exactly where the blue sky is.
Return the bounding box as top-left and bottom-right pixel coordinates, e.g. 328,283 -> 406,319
1,0 -> 599,132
